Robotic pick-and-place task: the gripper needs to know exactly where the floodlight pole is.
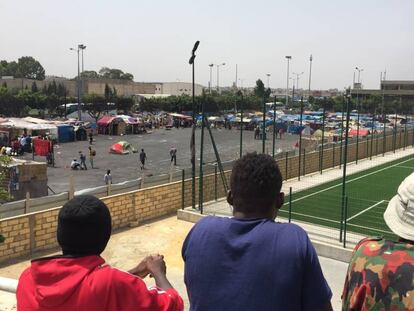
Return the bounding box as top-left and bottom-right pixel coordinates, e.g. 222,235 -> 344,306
240,94 -> 243,158
272,96 -> 277,158
355,67 -> 363,163
199,95 -> 205,213
298,96 -> 304,181
189,41 -> 200,210
340,90 -> 351,243
262,95 -> 266,153
285,56 -> 292,106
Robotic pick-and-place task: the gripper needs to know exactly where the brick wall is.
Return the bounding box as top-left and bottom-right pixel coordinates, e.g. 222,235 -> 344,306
0,130 -> 411,263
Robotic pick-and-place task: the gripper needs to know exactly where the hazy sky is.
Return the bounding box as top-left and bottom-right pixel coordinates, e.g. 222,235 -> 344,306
1,0 -> 413,90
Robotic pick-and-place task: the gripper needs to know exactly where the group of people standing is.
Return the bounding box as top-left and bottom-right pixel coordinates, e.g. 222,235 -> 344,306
14,152 -> 414,310
71,146 -> 95,170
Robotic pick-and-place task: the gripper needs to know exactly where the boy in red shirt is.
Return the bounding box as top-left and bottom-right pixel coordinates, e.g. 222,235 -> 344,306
17,195 -> 183,311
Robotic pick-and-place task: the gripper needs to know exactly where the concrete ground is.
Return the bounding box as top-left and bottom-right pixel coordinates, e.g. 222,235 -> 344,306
0,215 -> 348,311
21,127 -> 297,194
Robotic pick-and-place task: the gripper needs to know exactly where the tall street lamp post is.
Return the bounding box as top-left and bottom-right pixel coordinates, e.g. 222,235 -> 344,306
70,45 -> 83,121
308,55 -> 313,99
266,73 -> 271,89
208,64 -> 214,93
293,72 -> 304,95
216,63 -> 226,93
189,41 -> 200,210
355,67 -> 363,163
285,56 -> 292,106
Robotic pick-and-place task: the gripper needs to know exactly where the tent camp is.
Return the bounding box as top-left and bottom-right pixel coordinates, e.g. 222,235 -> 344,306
349,128 -> 370,137
110,141 -> 137,154
301,126 -> 314,136
97,116 -> 126,135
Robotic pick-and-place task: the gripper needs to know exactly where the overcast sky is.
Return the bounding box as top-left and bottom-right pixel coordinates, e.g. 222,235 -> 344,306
1,0 -> 413,90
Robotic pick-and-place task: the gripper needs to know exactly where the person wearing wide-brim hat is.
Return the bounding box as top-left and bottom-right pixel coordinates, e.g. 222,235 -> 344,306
342,172 -> 414,311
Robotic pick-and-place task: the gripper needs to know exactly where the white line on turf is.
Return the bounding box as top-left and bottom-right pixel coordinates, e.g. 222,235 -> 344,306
347,200 -> 385,221
279,210 -> 339,223
283,156 -> 414,206
395,165 -> 414,169
346,223 -> 393,235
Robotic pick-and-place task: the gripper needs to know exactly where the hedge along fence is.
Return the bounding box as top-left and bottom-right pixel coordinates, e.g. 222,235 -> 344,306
0,129 -> 412,263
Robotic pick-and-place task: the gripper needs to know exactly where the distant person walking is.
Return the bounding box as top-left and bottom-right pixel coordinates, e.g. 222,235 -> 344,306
170,146 -> 177,166
79,151 -> 87,170
279,128 -> 284,139
104,170 -> 112,185
254,126 -> 260,140
139,149 -> 147,170
88,146 -> 96,169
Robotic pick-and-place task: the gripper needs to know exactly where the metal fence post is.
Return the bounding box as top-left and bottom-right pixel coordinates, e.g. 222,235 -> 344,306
376,133 -> 379,156
412,126 -> 414,147
332,143 -> 335,168
285,152 -> 288,181
340,92 -> 351,243
214,164 -> 218,201
288,187 -> 292,223
343,196 -> 348,248
320,106 -> 326,174
181,169 -> 185,209
355,107 -> 360,164
302,148 -> 306,176
365,136 -> 369,158
382,119 -> 386,157
298,98 -> 304,181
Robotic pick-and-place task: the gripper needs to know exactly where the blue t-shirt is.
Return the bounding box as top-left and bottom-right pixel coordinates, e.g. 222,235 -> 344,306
182,216 -> 332,311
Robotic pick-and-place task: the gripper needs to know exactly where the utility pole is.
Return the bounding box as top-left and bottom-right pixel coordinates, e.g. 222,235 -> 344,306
285,56 -> 292,106
208,64 -> 214,93
308,54 -> 313,99
189,41 -> 200,210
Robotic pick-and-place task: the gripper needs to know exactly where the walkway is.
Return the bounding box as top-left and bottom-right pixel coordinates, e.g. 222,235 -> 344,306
0,215 -> 348,310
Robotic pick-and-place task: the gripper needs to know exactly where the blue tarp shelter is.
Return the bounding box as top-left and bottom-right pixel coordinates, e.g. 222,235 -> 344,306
57,124 -> 75,143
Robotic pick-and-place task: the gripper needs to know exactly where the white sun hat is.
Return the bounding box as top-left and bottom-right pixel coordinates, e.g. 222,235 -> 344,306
384,172 -> 414,241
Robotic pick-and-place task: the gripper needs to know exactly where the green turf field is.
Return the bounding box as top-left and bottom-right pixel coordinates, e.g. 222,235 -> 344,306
279,154 -> 414,239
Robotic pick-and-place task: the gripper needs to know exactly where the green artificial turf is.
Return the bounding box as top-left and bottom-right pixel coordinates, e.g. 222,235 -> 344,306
279,154 -> 414,240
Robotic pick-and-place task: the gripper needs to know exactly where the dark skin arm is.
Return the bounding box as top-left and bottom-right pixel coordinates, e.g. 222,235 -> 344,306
128,254 -> 173,290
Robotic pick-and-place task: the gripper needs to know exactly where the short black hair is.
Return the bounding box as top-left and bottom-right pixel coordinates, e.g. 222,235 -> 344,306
230,152 -> 282,213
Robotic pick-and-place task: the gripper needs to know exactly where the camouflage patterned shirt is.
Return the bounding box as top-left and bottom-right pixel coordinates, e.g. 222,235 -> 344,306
342,237 -> 414,311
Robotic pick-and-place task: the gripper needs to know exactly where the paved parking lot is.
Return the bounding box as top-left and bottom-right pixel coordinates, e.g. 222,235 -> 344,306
23,127 -> 298,194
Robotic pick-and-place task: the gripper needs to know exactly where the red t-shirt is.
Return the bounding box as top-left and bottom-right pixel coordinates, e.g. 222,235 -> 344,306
17,255 -> 183,311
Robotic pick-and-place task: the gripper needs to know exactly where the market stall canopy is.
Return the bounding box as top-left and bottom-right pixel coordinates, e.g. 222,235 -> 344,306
0,118 -> 59,130
169,113 -> 192,120
110,141 -> 137,155
301,126 -> 314,136
349,128 -> 370,137
117,115 -> 140,125
97,115 -> 117,126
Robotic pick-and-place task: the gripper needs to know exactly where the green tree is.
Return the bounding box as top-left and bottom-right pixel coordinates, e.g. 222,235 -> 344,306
31,81 -> 38,93
116,96 -> 134,114
120,72 -> 134,81
80,70 -> 99,79
82,94 -> 107,122
98,67 -> 133,80
16,56 -> 45,80
254,79 -> 265,98
46,93 -> 60,116
104,83 -> 113,101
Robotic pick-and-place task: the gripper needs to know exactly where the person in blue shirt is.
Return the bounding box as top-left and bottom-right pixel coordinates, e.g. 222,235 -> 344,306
182,152 -> 333,311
